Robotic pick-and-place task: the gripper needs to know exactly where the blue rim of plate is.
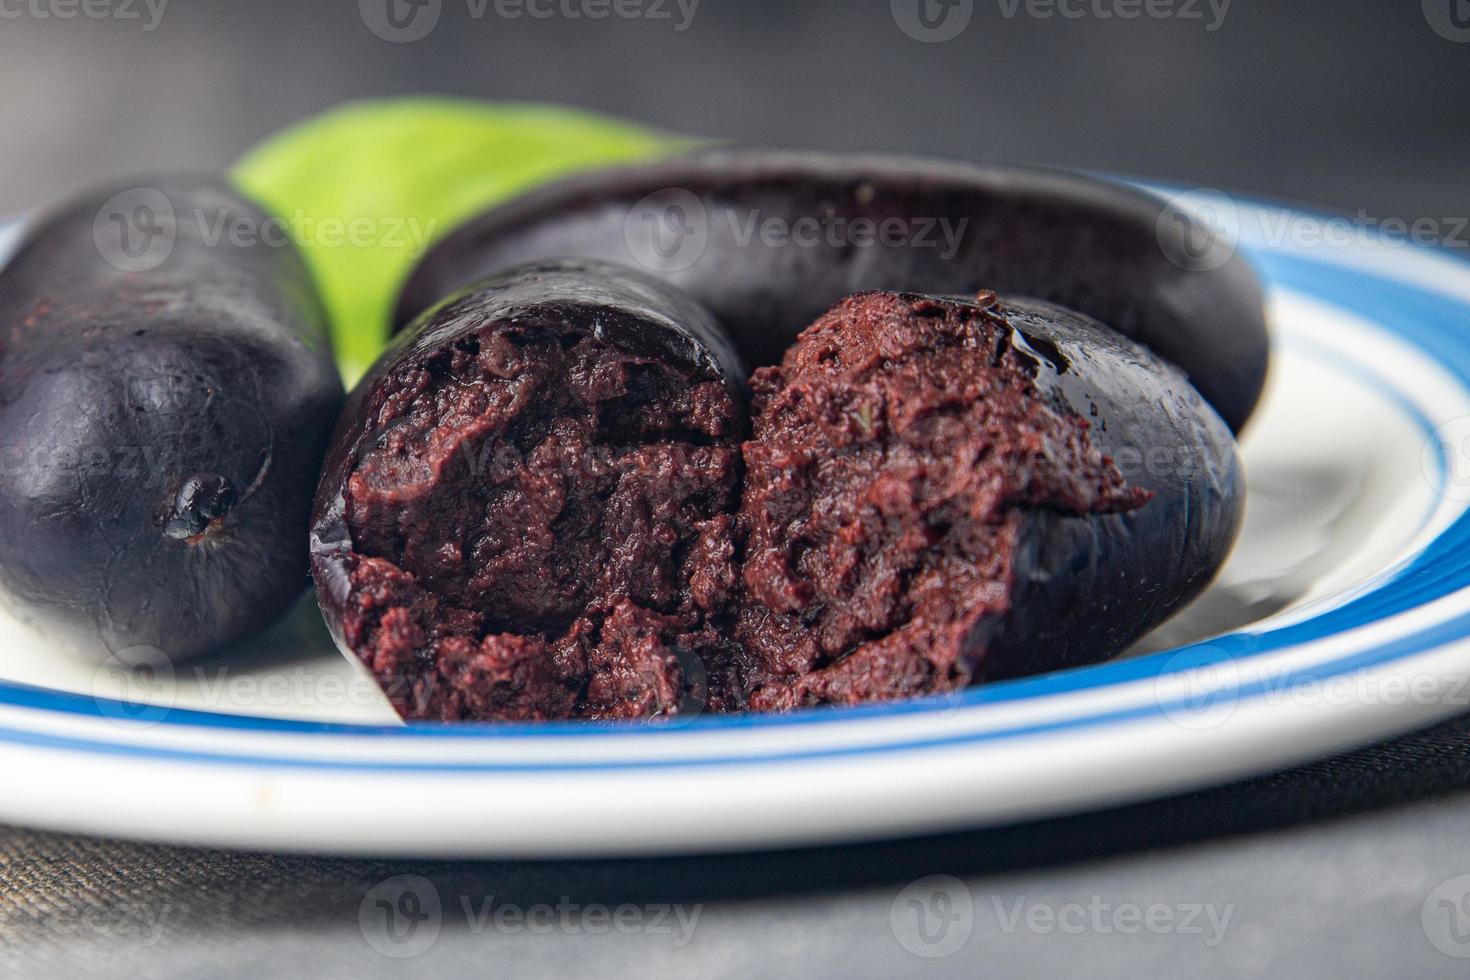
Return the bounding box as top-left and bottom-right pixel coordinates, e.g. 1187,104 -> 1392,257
2,184 -> 1470,771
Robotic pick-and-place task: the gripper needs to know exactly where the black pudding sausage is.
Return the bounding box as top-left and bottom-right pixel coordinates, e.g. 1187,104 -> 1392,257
394,149 -> 1269,433
0,177 -> 345,664
310,259 -> 747,721
731,289 -> 1242,708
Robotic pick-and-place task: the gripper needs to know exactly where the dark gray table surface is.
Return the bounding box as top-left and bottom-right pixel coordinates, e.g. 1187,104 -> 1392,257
6,712 -> 1470,979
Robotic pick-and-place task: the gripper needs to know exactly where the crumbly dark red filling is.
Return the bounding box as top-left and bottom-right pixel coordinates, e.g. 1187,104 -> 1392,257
730,292 -> 1149,710
338,292 -> 1146,721
339,320 -> 740,721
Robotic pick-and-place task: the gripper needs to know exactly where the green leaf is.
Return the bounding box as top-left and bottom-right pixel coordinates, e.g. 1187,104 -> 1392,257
232,97 -> 696,382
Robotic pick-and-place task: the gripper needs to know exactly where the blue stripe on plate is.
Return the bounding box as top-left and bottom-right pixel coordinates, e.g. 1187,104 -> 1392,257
3,203 -> 1470,757
5,600 -> 1470,771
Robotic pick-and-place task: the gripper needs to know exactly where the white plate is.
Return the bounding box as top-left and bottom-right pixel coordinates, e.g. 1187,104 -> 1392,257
3,188 -> 1470,856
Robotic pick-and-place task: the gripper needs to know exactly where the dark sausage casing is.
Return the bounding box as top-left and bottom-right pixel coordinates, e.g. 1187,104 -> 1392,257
0,178 -> 344,664
395,150 -> 1268,433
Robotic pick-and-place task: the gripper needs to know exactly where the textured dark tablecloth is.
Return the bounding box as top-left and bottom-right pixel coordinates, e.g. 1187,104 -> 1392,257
5,713 -> 1470,979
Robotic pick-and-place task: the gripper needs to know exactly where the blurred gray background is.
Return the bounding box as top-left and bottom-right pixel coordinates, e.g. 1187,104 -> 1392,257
0,0 -> 1465,223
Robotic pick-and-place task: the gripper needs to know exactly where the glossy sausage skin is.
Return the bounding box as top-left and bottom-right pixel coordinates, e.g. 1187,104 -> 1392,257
0,177 -> 344,664
981,296 -> 1243,679
395,150 -> 1269,433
